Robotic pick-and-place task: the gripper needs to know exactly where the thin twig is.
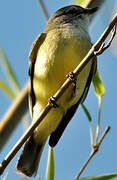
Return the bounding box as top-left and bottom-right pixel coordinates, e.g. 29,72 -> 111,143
102,26 -> 116,52
75,151 -> 95,180
89,121 -> 93,147
0,13 -> 116,176
38,0 -> 49,21
94,26 -> 116,55
98,126 -> 110,147
93,13 -> 117,51
74,126 -> 110,180
95,96 -> 102,144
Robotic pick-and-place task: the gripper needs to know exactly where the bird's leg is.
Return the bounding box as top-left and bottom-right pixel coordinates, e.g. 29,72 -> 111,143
48,96 -> 59,108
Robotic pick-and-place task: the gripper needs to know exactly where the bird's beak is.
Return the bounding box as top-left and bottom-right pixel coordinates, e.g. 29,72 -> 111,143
84,7 -> 98,15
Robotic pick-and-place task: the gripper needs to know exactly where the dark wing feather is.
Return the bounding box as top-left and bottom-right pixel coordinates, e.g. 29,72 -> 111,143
49,57 -> 97,147
49,100 -> 80,147
80,56 -> 97,104
28,33 -> 47,117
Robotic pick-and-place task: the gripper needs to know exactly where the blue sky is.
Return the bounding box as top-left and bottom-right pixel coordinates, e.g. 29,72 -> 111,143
0,0 -> 117,180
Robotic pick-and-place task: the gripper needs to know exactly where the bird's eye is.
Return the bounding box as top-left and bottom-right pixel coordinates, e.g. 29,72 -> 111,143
78,14 -> 82,19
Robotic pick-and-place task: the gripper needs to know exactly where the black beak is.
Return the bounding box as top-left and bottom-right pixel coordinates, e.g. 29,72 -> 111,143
84,7 -> 98,15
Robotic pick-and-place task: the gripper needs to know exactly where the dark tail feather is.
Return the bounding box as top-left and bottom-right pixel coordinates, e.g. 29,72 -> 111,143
16,135 -> 45,177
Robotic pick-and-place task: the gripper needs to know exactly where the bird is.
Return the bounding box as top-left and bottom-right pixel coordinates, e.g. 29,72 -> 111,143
16,5 -> 97,177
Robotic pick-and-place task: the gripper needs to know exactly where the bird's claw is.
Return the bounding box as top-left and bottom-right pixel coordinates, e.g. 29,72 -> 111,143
48,96 -> 59,108
67,72 -> 77,92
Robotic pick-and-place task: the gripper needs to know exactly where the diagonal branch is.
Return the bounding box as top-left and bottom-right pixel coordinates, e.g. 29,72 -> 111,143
0,12 -> 116,176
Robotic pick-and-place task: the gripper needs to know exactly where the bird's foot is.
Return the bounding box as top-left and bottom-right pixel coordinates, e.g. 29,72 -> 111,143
67,72 -> 77,92
48,96 -> 59,108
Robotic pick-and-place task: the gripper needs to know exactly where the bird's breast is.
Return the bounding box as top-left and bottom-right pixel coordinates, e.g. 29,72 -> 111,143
33,28 -> 92,111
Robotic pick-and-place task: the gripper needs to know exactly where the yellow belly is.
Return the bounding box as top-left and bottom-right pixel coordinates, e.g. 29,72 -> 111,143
33,28 -> 92,143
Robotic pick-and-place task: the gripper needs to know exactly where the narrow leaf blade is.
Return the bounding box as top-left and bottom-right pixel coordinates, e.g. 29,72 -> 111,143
0,77 -> 15,100
92,70 -> 105,97
81,104 -> 92,122
0,47 -> 20,94
80,173 -> 117,180
45,146 -> 54,180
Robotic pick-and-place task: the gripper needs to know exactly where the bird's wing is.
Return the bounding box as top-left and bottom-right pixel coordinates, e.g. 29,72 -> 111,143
49,57 -> 97,147
28,33 -> 46,117
80,56 -> 97,104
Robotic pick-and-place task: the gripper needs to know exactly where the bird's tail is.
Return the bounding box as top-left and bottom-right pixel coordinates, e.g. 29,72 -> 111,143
16,135 -> 46,177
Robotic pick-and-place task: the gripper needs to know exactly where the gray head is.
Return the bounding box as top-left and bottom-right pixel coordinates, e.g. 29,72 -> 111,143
44,5 -> 98,32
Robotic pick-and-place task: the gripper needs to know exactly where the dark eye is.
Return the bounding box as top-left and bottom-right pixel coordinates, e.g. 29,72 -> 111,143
78,14 -> 83,19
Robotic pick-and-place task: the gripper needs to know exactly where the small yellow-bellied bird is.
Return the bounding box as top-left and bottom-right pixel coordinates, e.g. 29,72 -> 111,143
16,5 -> 97,177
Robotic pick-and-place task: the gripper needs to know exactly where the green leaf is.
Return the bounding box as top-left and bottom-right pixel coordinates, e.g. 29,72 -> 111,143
92,70 -> 105,97
0,77 -> 16,100
45,146 -> 54,180
81,104 -> 92,122
0,47 -> 20,95
81,104 -> 93,146
80,173 -> 117,180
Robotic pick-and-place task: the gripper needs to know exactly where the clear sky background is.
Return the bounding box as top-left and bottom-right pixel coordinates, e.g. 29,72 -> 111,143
0,0 -> 117,180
